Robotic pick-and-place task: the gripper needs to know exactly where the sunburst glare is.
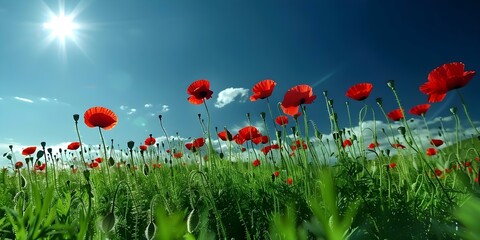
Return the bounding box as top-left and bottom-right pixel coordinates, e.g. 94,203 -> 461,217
41,0 -> 88,59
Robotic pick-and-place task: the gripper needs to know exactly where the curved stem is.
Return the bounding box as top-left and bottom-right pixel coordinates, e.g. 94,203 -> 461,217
456,89 -> 480,135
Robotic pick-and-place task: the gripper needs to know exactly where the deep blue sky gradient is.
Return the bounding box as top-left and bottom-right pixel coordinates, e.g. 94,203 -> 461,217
1,0 -> 479,156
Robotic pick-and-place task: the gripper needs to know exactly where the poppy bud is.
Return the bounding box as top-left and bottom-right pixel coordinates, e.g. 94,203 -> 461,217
197,113 -> 201,119
276,130 -> 282,139
47,148 -> 53,154
158,115 -> 162,120
376,97 -> 383,106
322,90 -> 328,97
127,141 -> 135,150
101,212 -> 116,233
9,145 -> 13,150
260,112 -> 266,120
387,80 -> 395,89
345,101 -> 349,106
398,126 -> 406,136
386,149 -> 390,156
41,142 -> 46,148
450,107 -> 457,115
73,114 -> 79,122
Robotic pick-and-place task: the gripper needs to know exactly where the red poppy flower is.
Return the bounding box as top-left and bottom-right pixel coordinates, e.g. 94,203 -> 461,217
250,79 -> 277,101
241,147 -> 246,152
22,146 -> 37,156
95,157 -> 103,163
274,171 -> 280,177
281,85 -> 317,116
275,115 -> 289,126
286,177 -> 293,185
252,135 -> 269,145
392,143 -> 406,149
368,142 -> 379,149
89,161 -> 99,168
420,62 -> 476,103
345,83 -> 373,101
238,126 -> 262,141
389,162 -> 397,169
218,130 -> 232,141
434,168 -> 442,176
293,140 -> 308,150
233,134 -> 246,145
342,139 -> 352,148
387,109 -> 404,121
252,159 -> 261,167
430,139 -> 444,147
84,106 -> 118,130
426,148 -> 437,156
35,163 -> 46,171
144,136 -> 156,146
173,152 -> 183,158
187,79 -> 213,105
15,161 -> 23,169
261,145 -> 272,155
139,145 -> 147,151
409,104 -> 431,116
193,137 -> 205,148
185,143 -> 193,150
67,142 -> 80,150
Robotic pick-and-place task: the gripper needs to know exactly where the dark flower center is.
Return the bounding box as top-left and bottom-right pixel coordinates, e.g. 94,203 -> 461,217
198,91 -> 208,98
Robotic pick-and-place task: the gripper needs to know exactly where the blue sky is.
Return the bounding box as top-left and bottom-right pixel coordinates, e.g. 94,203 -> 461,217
1,0 -> 480,159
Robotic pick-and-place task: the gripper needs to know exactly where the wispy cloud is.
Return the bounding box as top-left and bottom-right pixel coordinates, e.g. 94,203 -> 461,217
14,96 -> 34,103
144,103 -> 153,108
39,97 -> 61,103
161,105 -> 169,112
215,87 -> 249,108
0,97 -> 3,100
120,105 -> 128,110
127,108 -> 137,115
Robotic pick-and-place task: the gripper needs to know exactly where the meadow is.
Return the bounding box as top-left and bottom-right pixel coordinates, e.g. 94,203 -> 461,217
1,62 -> 480,239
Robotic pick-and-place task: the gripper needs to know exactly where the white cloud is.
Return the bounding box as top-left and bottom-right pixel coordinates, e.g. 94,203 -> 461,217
14,96 -> 34,103
127,108 -> 137,115
161,105 -> 169,112
144,103 -> 153,108
0,97 -> 3,100
214,87 -> 249,108
40,97 -> 49,102
120,105 -> 128,110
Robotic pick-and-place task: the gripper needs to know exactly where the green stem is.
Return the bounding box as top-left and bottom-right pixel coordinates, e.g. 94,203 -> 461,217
456,89 -> 480,135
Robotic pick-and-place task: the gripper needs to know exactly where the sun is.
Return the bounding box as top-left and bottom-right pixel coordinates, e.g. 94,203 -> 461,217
41,1 -> 88,58
43,13 -> 78,40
